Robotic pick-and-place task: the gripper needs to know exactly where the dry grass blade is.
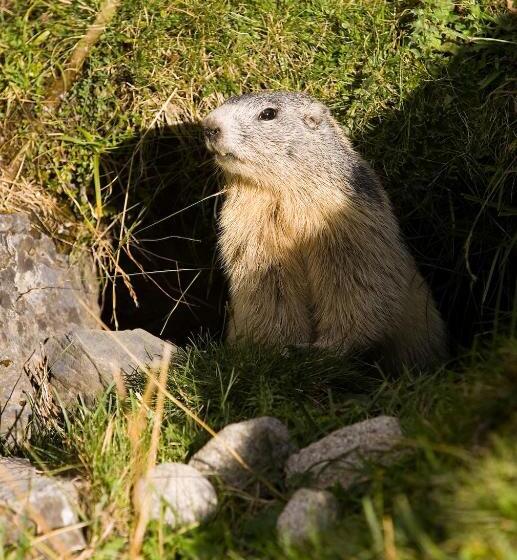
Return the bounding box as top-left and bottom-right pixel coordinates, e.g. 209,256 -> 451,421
44,0 -> 121,112
0,175 -> 76,241
129,344 -> 172,559
383,516 -> 397,560
2,0 -> 121,190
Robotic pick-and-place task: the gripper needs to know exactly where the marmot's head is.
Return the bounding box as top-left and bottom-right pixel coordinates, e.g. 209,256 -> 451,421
202,92 -> 343,185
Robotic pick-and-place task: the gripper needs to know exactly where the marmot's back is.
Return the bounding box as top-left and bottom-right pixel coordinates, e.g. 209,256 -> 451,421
203,92 -> 447,371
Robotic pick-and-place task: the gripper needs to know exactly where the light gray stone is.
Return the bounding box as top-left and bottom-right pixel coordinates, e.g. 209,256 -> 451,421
189,416 -> 295,490
134,463 -> 217,528
285,416 -> 403,489
0,457 -> 85,553
277,488 -> 339,546
36,328 -> 178,405
0,213 -> 99,443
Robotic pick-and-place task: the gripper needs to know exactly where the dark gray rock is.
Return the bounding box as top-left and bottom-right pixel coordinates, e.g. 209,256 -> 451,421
36,328 -> 178,405
277,488 -> 339,546
0,457 -> 85,554
134,463 -> 217,528
285,416 -> 403,489
0,213 -> 99,443
189,416 -> 295,490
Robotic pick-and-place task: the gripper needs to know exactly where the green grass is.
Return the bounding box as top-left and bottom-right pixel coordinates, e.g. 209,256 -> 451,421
0,0 -> 516,558
9,337 -> 517,559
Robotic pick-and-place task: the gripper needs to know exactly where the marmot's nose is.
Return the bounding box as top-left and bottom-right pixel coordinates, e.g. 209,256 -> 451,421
203,126 -> 220,141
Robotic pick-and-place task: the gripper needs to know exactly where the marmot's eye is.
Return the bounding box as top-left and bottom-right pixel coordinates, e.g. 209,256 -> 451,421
258,108 -> 277,121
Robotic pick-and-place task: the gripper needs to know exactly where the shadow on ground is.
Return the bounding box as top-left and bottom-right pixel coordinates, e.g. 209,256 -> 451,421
99,11 -> 514,351
357,12 -> 515,349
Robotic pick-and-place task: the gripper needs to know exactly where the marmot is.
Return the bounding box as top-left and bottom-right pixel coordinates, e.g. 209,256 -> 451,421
203,92 -> 447,371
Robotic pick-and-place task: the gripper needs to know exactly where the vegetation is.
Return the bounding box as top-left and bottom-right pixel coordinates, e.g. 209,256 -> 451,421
0,0 -> 515,558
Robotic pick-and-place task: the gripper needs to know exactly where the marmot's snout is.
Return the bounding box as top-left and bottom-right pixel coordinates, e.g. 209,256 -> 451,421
203,125 -> 220,142
202,111 -> 226,154
202,121 -> 219,153
202,109 -> 243,172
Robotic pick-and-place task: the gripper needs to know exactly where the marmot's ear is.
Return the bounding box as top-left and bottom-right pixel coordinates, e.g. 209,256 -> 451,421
303,102 -> 329,130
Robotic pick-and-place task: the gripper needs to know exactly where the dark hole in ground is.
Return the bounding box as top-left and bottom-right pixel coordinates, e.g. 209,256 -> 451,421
99,121 -> 228,346
98,15 -> 514,350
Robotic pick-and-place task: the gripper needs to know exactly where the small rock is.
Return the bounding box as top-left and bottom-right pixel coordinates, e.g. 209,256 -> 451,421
285,416 -> 403,489
277,488 -> 339,546
0,457 -> 85,553
189,417 -> 295,490
134,463 -> 217,528
34,328 -> 177,405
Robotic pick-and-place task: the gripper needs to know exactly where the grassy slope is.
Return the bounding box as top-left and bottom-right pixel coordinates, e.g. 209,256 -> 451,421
0,0 -> 516,558
1,0 -> 514,337
23,339 -> 517,559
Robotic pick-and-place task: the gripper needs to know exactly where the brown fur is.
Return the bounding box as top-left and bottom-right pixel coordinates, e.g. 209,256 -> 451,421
203,92 -> 447,371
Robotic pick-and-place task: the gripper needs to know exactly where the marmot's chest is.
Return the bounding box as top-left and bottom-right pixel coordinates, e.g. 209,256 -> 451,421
219,194 -> 309,269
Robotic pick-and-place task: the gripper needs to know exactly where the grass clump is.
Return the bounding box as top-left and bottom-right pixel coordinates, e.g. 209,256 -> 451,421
11,337 -> 517,558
